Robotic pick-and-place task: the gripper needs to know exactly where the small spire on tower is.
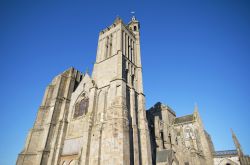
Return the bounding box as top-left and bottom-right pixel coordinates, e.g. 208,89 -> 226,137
114,15 -> 122,24
194,102 -> 198,112
193,103 -> 199,121
85,68 -> 89,75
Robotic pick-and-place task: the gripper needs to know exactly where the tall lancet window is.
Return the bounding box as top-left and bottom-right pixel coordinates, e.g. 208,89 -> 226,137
127,36 -> 130,59
130,39 -> 133,62
109,34 -> 112,57
131,75 -> 135,87
124,61 -> 129,83
132,41 -> 135,63
105,36 -> 109,59
122,31 -> 125,55
74,98 -> 89,118
125,33 -> 127,56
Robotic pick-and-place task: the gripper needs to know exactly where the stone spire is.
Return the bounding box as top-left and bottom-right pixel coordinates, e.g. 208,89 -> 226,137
114,15 -> 122,24
194,103 -> 198,112
231,128 -> 244,157
193,103 -> 199,121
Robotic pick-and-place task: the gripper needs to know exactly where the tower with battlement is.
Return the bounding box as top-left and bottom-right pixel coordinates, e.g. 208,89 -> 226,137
17,16 -> 152,165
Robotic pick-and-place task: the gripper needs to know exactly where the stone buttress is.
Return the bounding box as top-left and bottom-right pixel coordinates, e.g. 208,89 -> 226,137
16,68 -> 83,165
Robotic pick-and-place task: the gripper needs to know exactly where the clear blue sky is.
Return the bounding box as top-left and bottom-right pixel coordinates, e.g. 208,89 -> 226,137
0,0 -> 249,164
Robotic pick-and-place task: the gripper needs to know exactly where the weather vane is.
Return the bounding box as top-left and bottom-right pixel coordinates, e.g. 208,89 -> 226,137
131,11 -> 136,20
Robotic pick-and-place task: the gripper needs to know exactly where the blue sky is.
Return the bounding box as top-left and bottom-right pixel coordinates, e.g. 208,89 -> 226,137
0,0 -> 249,164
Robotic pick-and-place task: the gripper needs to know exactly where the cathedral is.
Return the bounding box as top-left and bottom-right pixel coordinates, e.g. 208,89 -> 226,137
17,17 -> 250,165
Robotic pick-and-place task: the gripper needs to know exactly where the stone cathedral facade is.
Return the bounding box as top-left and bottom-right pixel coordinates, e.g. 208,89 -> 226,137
17,17 -> 250,165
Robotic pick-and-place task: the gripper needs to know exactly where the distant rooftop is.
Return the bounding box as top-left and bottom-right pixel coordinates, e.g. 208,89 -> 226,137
148,102 -> 176,116
214,150 -> 238,157
174,114 -> 194,124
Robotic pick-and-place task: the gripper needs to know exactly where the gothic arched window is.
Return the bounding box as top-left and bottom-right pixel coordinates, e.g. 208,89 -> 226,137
184,127 -> 193,139
131,75 -> 135,87
74,98 -> 89,118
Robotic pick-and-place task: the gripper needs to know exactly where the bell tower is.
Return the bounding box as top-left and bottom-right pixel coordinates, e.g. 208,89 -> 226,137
90,16 -> 152,165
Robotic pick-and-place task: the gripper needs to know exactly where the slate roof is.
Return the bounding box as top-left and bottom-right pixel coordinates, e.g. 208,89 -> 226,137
174,114 -> 194,124
214,150 -> 238,156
